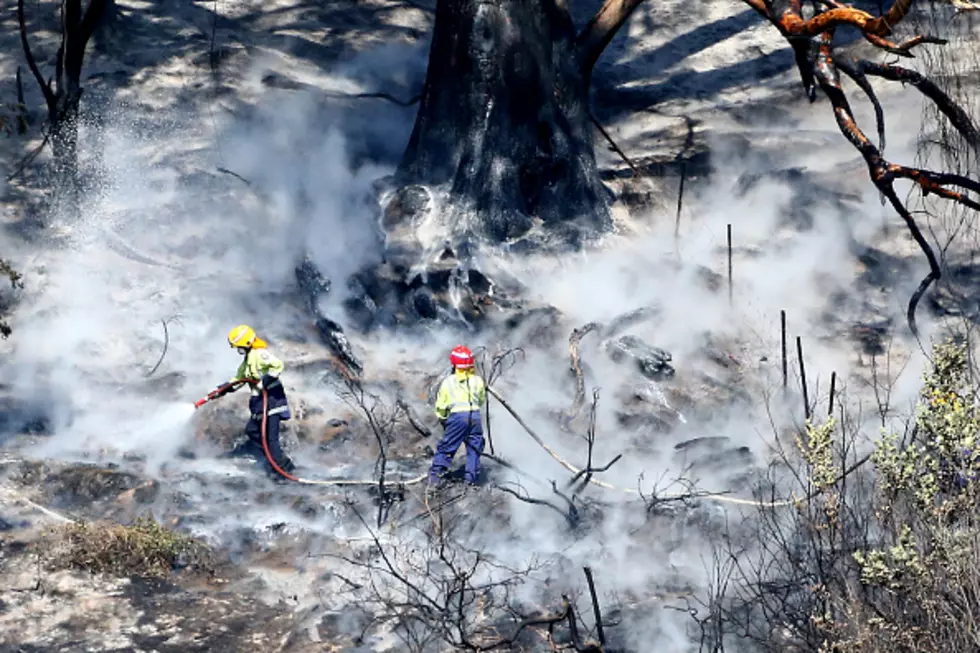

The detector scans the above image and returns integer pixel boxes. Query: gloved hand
[213,381,241,398]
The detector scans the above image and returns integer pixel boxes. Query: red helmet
[450,345,474,369]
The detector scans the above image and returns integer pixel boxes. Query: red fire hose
[258,387,301,482]
[194,382,426,487]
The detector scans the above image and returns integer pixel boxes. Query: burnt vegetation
[382,0,980,336]
[5,0,980,651]
[332,503,615,652]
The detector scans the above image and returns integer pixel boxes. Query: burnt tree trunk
[396,0,644,244]
[18,0,107,205]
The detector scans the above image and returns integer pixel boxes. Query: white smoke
[0,0,967,650]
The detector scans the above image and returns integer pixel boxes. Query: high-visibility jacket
[232,347,290,420]
[434,369,486,420]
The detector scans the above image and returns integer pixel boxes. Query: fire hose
[484,387,796,508]
[196,384,796,507]
[194,382,427,488]
[256,387,428,488]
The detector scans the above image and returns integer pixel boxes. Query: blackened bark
[18,0,107,199]
[396,0,611,243]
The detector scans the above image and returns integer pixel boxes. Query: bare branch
[78,0,109,45]
[590,113,641,177]
[566,389,624,494]
[17,0,56,113]
[145,318,170,378]
[582,567,606,646]
[767,0,913,39]
[496,482,579,528]
[835,56,886,151]
[322,90,422,106]
[577,0,648,74]
[858,60,980,149]
[216,166,252,186]
[396,397,433,438]
[6,129,51,182]
[561,322,598,428]
[805,29,974,337]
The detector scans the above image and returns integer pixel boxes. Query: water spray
[193,382,426,488]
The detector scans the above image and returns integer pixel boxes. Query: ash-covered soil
[0,0,977,651]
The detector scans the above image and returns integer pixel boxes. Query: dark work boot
[426,475,446,494]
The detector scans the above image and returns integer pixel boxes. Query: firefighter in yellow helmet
[209,324,295,474]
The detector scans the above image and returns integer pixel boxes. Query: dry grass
[47,515,213,579]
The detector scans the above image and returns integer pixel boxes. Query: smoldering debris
[604,335,675,380]
[295,255,363,375]
[1,2,969,648]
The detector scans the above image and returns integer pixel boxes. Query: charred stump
[395,0,613,243]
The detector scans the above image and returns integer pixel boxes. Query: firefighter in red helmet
[428,345,487,486]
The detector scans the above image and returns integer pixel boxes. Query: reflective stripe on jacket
[434,370,486,420]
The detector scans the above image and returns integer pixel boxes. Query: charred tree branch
[590,113,641,177]
[765,0,913,39]
[562,322,599,428]
[578,0,648,73]
[17,0,56,114]
[835,56,886,151]
[857,60,980,149]
[78,0,109,44]
[496,483,579,528]
[397,398,433,438]
[6,129,51,182]
[582,566,606,645]
[145,317,173,377]
[322,90,422,106]
[801,26,978,337]
[216,166,252,186]
[566,389,624,494]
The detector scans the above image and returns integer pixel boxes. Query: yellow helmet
[228,324,256,349]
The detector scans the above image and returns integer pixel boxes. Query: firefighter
[218,324,296,474]
[428,345,486,487]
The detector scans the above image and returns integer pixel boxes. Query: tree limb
[835,56,886,151]
[216,166,252,186]
[146,319,170,378]
[590,113,641,176]
[582,567,606,645]
[6,129,51,182]
[17,0,56,114]
[495,483,579,528]
[78,0,109,44]
[810,30,946,338]
[769,0,912,38]
[762,0,939,57]
[322,90,422,106]
[577,0,647,74]
[857,60,980,149]
[561,322,598,428]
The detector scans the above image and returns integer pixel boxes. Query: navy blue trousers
[245,414,288,468]
[429,411,484,484]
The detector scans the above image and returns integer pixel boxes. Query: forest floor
[0,0,976,651]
